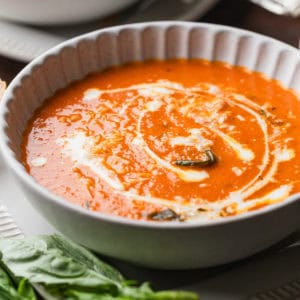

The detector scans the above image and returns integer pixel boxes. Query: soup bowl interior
[1,22,300,269]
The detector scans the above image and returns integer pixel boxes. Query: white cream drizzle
[83,88,101,102]
[56,80,296,221]
[273,147,295,162]
[31,157,47,167]
[169,128,213,151]
[135,117,210,183]
[60,132,124,191]
[232,166,243,176]
[212,128,255,162]
[145,99,163,111]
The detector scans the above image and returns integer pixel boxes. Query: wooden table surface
[0,0,300,292]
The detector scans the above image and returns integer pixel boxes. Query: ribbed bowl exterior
[1,22,300,269]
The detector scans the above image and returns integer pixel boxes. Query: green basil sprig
[0,235,198,300]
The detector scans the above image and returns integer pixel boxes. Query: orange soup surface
[22,60,300,222]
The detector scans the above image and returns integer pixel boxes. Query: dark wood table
[1,0,300,293]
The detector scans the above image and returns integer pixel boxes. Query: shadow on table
[99,231,300,290]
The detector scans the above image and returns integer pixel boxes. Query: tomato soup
[22,60,300,222]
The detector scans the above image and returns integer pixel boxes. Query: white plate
[0,0,219,62]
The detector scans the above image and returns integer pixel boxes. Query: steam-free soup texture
[22,60,300,222]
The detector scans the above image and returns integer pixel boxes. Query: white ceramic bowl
[1,21,300,269]
[0,0,137,26]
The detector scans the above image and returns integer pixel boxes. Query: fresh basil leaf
[51,288,199,300]
[0,286,20,300]
[17,278,36,300]
[49,234,124,283]
[0,263,14,288]
[120,282,198,300]
[0,235,199,300]
[0,236,119,292]
[0,264,36,300]
[61,289,122,300]
[141,291,199,300]
[0,265,20,300]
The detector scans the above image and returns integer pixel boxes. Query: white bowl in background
[0,0,137,26]
[1,21,300,269]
